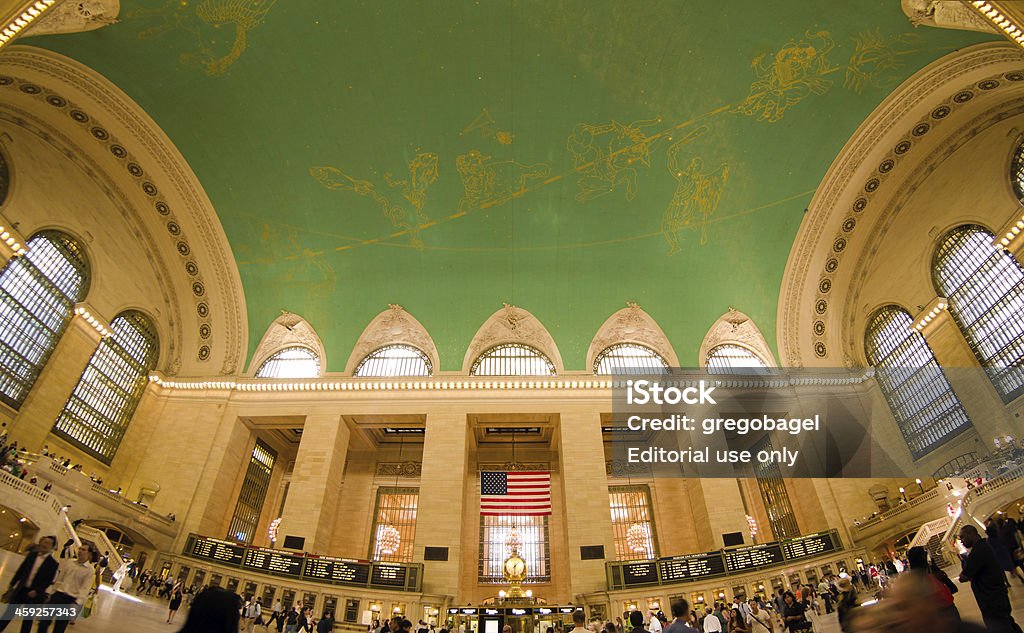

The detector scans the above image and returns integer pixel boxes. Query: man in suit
[0,535,59,633]
[958,524,1023,633]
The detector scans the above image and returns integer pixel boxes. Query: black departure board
[621,561,659,586]
[190,536,245,565]
[242,547,303,577]
[658,551,727,582]
[301,556,371,585]
[723,543,784,572]
[781,533,836,562]
[370,563,407,588]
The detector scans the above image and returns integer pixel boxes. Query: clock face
[505,557,526,577]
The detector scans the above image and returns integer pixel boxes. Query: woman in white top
[37,542,98,633]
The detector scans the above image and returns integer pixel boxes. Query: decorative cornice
[478,462,553,472]
[606,459,652,477]
[375,461,422,478]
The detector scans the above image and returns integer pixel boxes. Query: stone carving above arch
[25,0,120,37]
[344,304,439,375]
[462,303,564,374]
[248,311,326,376]
[901,0,997,33]
[699,308,776,367]
[586,302,679,370]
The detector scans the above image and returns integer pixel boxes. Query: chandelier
[626,522,648,554]
[378,524,401,555]
[268,517,282,543]
[505,524,522,553]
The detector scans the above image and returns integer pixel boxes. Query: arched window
[355,344,432,377]
[864,306,972,459]
[1012,141,1024,201]
[255,347,320,378]
[593,343,669,375]
[933,224,1024,402]
[0,230,89,409]
[470,343,556,376]
[53,310,158,464]
[706,344,768,372]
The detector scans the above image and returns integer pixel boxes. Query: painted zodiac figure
[661,130,729,253]
[567,118,661,202]
[455,150,550,211]
[845,29,918,94]
[311,153,439,249]
[129,0,277,75]
[734,31,837,122]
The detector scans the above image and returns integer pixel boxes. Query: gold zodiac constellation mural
[566,118,662,202]
[128,0,277,75]
[311,153,440,250]
[240,224,338,298]
[455,150,550,211]
[461,109,514,145]
[845,29,920,94]
[660,127,729,253]
[734,30,837,123]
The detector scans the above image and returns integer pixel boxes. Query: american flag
[480,471,551,516]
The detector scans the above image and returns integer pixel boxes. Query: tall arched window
[355,344,432,377]
[706,344,768,372]
[593,343,668,375]
[53,310,158,464]
[1011,141,1024,201]
[864,306,972,459]
[255,347,320,378]
[0,230,89,409]
[933,224,1024,402]
[470,343,556,376]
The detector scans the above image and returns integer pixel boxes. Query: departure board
[621,561,659,586]
[781,533,837,561]
[301,556,371,586]
[190,536,245,565]
[658,551,727,582]
[242,547,303,577]
[370,563,407,588]
[723,543,784,572]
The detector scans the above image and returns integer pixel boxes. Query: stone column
[413,413,469,598]
[915,304,1015,443]
[279,414,350,552]
[687,479,750,549]
[13,307,105,454]
[557,411,615,595]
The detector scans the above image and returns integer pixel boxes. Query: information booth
[446,606,582,633]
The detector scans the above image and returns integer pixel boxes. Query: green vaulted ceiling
[31,1,995,371]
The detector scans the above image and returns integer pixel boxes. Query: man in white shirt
[36,543,98,633]
[648,612,663,633]
[702,608,721,633]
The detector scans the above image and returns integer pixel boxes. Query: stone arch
[586,302,679,371]
[462,303,564,375]
[699,308,776,367]
[249,312,327,376]
[344,304,439,375]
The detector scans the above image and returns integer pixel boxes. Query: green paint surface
[30,1,995,370]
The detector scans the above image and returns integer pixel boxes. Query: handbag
[82,593,95,618]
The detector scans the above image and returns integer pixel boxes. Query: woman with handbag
[36,542,98,633]
[780,592,810,633]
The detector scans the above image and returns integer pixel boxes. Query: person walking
[958,524,1023,633]
[168,583,184,624]
[36,542,98,633]
[0,535,59,633]
[664,600,698,633]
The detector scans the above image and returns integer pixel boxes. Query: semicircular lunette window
[705,344,768,373]
[470,343,556,376]
[355,344,432,377]
[255,346,321,379]
[1012,140,1024,202]
[593,343,669,375]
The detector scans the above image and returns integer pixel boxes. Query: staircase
[0,468,79,546]
[907,516,954,567]
[942,463,1024,551]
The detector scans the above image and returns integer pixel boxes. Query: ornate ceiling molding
[462,303,564,374]
[901,0,997,33]
[777,42,1024,368]
[343,304,439,375]
[24,0,119,37]
[0,46,248,374]
[249,311,326,376]
[586,302,679,370]
[698,308,776,367]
